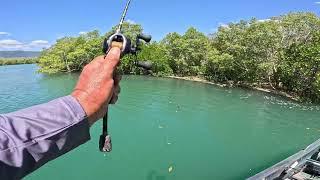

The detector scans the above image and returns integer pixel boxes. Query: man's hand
[72,48,121,125]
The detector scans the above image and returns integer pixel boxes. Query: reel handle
[136,60,153,70]
[137,34,152,43]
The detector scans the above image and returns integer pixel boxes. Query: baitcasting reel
[102,32,153,69]
[99,32,152,153]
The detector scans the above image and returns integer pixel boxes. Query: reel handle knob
[136,60,153,70]
[137,34,152,43]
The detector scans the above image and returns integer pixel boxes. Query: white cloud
[0,32,11,36]
[0,39,50,50]
[30,40,49,45]
[257,19,271,23]
[218,22,229,28]
[29,40,50,48]
[220,24,229,28]
[256,19,279,23]
[79,31,87,35]
[315,1,320,4]
[0,39,24,49]
[126,19,136,24]
[210,23,230,33]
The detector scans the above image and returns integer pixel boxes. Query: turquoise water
[0,64,320,180]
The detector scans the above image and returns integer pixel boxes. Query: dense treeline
[0,58,38,66]
[38,12,320,102]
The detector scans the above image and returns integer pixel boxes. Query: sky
[0,0,319,51]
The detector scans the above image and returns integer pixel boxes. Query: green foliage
[212,12,320,90]
[279,32,320,102]
[162,27,209,76]
[137,42,172,75]
[38,30,103,74]
[0,58,38,66]
[37,12,320,102]
[204,48,234,81]
[212,18,283,83]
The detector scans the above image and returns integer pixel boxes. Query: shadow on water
[146,170,167,180]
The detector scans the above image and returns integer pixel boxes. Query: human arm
[0,48,121,180]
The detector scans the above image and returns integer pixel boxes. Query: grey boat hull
[248,139,320,180]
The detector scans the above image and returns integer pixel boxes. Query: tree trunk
[63,52,71,73]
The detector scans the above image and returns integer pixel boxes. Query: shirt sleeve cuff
[63,95,88,122]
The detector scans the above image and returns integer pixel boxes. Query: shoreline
[0,62,36,66]
[0,58,38,66]
[0,63,301,102]
[166,76,300,102]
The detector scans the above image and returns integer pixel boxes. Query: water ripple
[2,65,320,180]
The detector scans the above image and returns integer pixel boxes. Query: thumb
[104,47,121,74]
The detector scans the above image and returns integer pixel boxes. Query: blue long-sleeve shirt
[0,96,90,180]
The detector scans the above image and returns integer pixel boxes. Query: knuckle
[83,64,90,72]
[107,79,114,86]
[106,56,120,65]
[93,55,106,62]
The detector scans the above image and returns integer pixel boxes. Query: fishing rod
[99,0,152,152]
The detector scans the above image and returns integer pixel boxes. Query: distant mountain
[0,51,41,58]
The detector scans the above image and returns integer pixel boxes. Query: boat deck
[248,139,320,180]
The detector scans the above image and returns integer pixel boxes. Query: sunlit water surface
[0,64,319,180]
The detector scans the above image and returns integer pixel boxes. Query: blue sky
[0,0,319,51]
